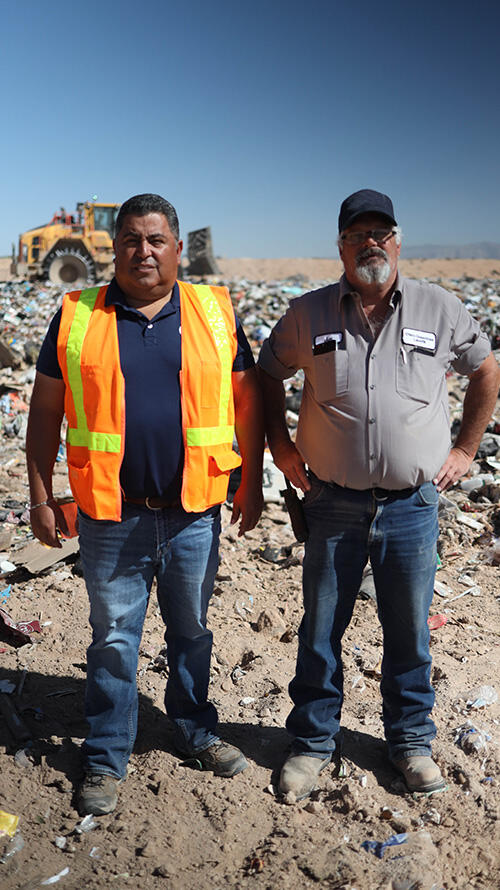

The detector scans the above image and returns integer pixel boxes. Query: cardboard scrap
[14,536,79,574]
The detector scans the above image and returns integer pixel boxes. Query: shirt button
[369,418,375,424]
[147,323,153,329]
[371,354,376,360]
[369,384,375,390]
[370,453,376,459]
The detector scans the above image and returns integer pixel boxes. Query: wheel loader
[11,201,120,286]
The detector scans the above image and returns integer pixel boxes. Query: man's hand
[230,480,264,537]
[433,447,474,492]
[29,502,66,548]
[271,439,311,493]
[434,354,500,492]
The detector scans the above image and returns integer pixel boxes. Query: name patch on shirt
[313,332,343,355]
[402,328,437,354]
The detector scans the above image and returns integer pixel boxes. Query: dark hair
[115,194,180,240]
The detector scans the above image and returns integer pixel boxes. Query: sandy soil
[0,265,499,890]
[3,255,500,286]
[215,257,500,286]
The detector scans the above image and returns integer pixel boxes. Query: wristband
[29,499,55,511]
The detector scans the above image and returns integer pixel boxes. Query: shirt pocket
[311,350,349,402]
[396,348,440,404]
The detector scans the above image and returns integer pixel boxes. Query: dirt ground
[0,261,499,890]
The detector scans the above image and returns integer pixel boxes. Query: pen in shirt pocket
[400,345,408,364]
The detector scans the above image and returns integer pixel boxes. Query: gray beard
[356,259,391,284]
[355,248,391,284]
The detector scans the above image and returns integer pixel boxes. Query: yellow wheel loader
[12,202,120,287]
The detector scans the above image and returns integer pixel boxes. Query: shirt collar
[339,272,402,308]
[105,278,180,317]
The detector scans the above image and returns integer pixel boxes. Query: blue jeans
[78,503,221,779]
[287,477,439,762]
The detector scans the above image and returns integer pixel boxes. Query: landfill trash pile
[0,271,499,890]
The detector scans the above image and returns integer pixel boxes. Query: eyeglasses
[340,228,396,245]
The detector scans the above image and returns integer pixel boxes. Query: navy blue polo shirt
[36,278,254,500]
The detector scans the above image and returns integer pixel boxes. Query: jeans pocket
[198,505,221,524]
[416,481,439,506]
[304,477,327,507]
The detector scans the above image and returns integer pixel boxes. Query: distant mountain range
[401,242,500,259]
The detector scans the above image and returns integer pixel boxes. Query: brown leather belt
[123,496,181,510]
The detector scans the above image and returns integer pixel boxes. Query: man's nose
[135,237,152,257]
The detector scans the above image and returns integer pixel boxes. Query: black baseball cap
[338,189,397,233]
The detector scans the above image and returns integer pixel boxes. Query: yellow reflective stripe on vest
[65,287,121,454]
[187,285,233,445]
[186,425,234,447]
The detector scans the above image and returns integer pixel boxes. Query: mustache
[356,247,388,263]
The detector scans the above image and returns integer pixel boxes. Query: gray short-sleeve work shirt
[258,274,491,490]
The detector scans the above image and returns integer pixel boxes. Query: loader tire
[46,249,96,287]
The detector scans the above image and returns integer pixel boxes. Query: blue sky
[2,0,499,258]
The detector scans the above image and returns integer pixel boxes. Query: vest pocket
[209,450,242,476]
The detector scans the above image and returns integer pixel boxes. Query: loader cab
[85,203,120,238]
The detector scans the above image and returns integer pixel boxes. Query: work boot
[279,753,331,800]
[194,740,248,777]
[77,773,122,816]
[392,756,446,793]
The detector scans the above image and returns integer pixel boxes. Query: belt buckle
[145,496,162,511]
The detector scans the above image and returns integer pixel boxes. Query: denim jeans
[78,502,221,778]
[287,476,439,761]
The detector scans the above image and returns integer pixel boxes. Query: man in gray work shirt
[258,189,500,800]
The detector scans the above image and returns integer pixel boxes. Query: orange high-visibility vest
[57,281,242,520]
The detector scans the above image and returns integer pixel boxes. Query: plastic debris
[0,809,19,837]
[0,606,41,647]
[40,866,70,884]
[361,832,408,858]
[0,830,24,863]
[465,684,498,709]
[427,613,448,630]
[74,814,98,834]
[454,720,491,754]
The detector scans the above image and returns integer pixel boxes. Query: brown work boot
[77,773,122,815]
[392,755,446,793]
[194,740,248,777]
[279,753,331,801]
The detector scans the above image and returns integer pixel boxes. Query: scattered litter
[14,745,36,768]
[434,579,453,597]
[455,511,484,531]
[361,832,408,858]
[40,866,70,884]
[54,836,67,849]
[0,606,41,647]
[422,807,441,825]
[380,806,403,820]
[74,814,98,834]
[443,585,481,603]
[454,720,491,754]
[0,830,24,863]
[0,809,19,837]
[465,684,498,709]
[427,613,448,630]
